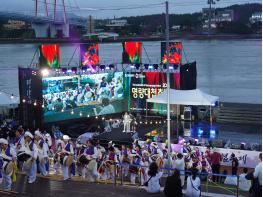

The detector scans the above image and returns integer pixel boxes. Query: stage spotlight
[135,63,141,70]
[61,109,64,112]
[153,64,159,70]
[109,64,115,69]
[95,116,98,119]
[149,65,153,69]
[41,68,49,77]
[62,68,67,74]
[210,129,216,139]
[10,94,14,99]
[198,128,204,135]
[173,64,179,70]
[105,66,110,70]
[33,101,37,106]
[71,67,77,74]
[42,104,44,108]
[130,65,135,69]
[87,115,90,118]
[169,66,173,70]
[22,99,26,103]
[80,112,83,116]
[67,69,72,73]
[81,66,88,72]
[144,64,149,69]
[71,110,74,115]
[100,65,106,70]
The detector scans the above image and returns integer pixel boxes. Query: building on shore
[202,8,216,30]
[215,10,234,23]
[202,8,234,30]
[106,19,128,27]
[3,20,26,30]
[250,12,262,23]
[87,15,95,34]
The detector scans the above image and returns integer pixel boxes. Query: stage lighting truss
[128,63,179,72]
[40,64,117,77]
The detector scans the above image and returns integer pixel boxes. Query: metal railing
[101,162,245,197]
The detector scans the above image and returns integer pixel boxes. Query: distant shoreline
[0,34,261,44]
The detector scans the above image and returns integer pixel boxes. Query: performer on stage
[105,146,117,180]
[0,138,16,191]
[24,131,38,184]
[61,135,74,181]
[14,128,25,170]
[120,145,130,177]
[34,130,48,176]
[53,139,65,175]
[83,139,99,182]
[123,112,132,133]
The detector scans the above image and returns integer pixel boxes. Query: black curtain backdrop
[18,68,43,129]
[180,61,197,90]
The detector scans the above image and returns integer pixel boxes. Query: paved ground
[0,173,249,197]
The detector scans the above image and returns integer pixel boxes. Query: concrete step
[217,118,261,125]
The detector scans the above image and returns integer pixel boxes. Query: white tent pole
[146,102,148,118]
[210,105,212,128]
[165,1,171,156]
[176,104,179,138]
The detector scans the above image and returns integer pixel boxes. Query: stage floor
[96,120,262,146]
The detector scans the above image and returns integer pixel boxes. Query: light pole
[165,1,171,156]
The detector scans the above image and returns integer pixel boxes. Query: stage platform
[96,123,161,144]
[95,119,261,149]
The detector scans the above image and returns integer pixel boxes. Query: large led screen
[42,72,124,123]
[80,43,99,69]
[161,42,182,66]
[124,72,180,113]
[122,41,142,64]
[38,44,60,68]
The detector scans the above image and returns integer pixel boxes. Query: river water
[0,39,261,104]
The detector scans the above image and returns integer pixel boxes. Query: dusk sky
[0,0,261,18]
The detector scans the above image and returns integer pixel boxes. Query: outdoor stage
[95,118,262,148]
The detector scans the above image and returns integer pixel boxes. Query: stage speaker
[180,61,197,90]
[183,121,191,137]
[183,106,192,121]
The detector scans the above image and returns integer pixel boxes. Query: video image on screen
[38,44,60,68]
[122,41,142,64]
[42,72,124,123]
[161,42,182,65]
[80,43,99,69]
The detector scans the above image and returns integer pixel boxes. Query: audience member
[145,162,163,194]
[164,169,182,197]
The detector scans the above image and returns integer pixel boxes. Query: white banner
[191,146,261,169]
[138,140,261,168]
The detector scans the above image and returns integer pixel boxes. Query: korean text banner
[38,44,60,69]
[161,42,182,66]
[80,43,99,69]
[122,42,142,64]
[124,72,180,113]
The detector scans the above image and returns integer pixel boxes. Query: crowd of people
[0,125,261,196]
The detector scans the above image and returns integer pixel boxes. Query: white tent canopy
[0,91,20,107]
[147,89,219,106]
